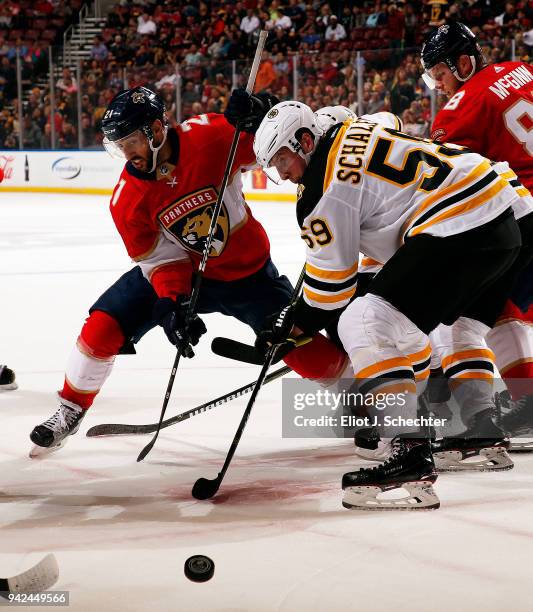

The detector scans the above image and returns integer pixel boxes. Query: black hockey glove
[255,304,298,360]
[224,88,280,134]
[153,296,207,358]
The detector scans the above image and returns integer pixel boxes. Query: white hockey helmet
[253,100,323,169]
[314,105,356,132]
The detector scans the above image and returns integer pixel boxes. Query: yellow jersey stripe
[356,356,412,379]
[403,160,491,236]
[360,256,382,267]
[409,177,507,237]
[304,286,356,304]
[305,260,359,280]
[441,348,495,370]
[407,344,432,364]
[323,124,348,193]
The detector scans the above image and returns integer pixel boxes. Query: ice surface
[1,193,533,612]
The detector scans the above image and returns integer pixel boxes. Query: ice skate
[0,365,17,390]
[495,392,533,452]
[29,398,86,458]
[431,409,513,471]
[353,427,392,461]
[342,437,439,511]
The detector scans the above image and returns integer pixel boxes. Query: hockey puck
[184,555,214,583]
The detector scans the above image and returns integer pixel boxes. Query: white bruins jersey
[297,116,519,312]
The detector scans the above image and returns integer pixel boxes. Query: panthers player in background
[421,23,533,422]
[29,86,349,457]
[249,99,528,510]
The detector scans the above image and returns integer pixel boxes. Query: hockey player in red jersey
[29,86,348,457]
[421,22,533,437]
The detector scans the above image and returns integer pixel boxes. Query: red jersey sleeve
[110,171,160,261]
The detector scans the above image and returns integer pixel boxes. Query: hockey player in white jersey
[251,101,526,510]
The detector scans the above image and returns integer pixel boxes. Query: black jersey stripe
[408,169,499,232]
[304,272,358,293]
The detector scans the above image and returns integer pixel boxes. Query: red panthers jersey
[431,62,533,191]
[110,114,270,299]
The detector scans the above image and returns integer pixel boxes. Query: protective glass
[421,63,446,90]
[103,129,147,159]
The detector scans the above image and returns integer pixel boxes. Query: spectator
[60,118,77,148]
[57,68,78,94]
[366,3,387,28]
[275,8,293,31]
[240,9,260,36]
[255,51,277,91]
[325,15,347,41]
[285,0,306,31]
[184,44,203,67]
[109,34,129,63]
[137,12,157,36]
[182,80,200,105]
[22,114,42,149]
[90,36,108,62]
[0,57,16,100]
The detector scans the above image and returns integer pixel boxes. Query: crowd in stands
[0,0,532,149]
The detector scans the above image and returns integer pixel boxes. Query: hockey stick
[86,365,290,437]
[137,30,268,463]
[192,266,306,500]
[211,335,312,365]
[0,554,59,597]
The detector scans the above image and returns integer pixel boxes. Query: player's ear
[301,131,315,154]
[457,54,474,78]
[152,118,163,136]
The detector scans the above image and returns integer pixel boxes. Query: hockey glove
[255,304,299,361]
[153,296,207,358]
[224,89,280,134]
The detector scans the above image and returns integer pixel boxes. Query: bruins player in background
[249,99,529,510]
[421,23,533,433]
[29,87,350,457]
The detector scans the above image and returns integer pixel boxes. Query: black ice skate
[495,392,533,452]
[0,365,17,390]
[29,398,85,458]
[342,437,439,511]
[431,409,513,471]
[353,427,392,461]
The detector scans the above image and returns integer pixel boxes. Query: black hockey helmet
[421,22,484,88]
[101,86,166,143]
[102,86,168,172]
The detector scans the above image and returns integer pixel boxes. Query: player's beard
[131,156,149,172]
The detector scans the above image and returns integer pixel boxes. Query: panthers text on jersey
[431,61,533,191]
[109,113,270,299]
[296,116,519,314]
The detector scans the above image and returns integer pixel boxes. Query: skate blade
[433,447,514,472]
[29,438,69,459]
[0,382,18,391]
[342,481,440,511]
[508,438,533,452]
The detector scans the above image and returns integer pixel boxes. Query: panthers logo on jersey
[158,187,229,257]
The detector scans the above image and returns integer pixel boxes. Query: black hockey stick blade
[211,336,312,365]
[211,337,265,365]
[86,365,290,437]
[191,475,221,500]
